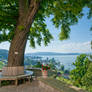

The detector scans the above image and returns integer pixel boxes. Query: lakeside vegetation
[27,54,92,92]
[23,53,92,92]
[56,54,92,92]
[0,49,92,91]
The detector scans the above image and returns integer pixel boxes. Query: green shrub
[81,63,92,87]
[1,81,11,86]
[0,61,4,69]
[33,62,42,68]
[88,86,92,92]
[70,54,91,86]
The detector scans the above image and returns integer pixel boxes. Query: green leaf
[0,0,92,46]
[18,25,25,31]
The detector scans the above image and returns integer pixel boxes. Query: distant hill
[0,49,89,60]
[26,52,80,56]
[0,49,8,60]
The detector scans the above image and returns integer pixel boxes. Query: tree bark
[8,0,40,67]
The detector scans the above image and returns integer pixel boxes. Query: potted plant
[41,64,50,78]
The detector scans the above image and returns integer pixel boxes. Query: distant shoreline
[26,52,81,56]
[0,49,91,57]
[30,54,79,56]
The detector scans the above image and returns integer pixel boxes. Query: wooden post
[23,78,26,83]
[15,79,18,86]
[28,76,31,83]
[0,81,1,87]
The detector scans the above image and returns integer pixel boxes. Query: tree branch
[19,0,29,19]
[23,0,40,28]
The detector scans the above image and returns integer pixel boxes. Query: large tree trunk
[8,28,28,66]
[7,0,40,67]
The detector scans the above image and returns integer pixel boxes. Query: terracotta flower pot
[42,70,48,78]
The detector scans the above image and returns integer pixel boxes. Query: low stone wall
[38,78,87,92]
[27,68,42,77]
[39,80,61,92]
[26,68,57,77]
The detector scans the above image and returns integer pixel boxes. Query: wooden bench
[0,71,33,86]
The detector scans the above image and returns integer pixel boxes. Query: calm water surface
[38,55,78,70]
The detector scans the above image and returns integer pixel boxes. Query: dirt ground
[0,80,45,92]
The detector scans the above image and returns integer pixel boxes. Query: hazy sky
[0,8,92,53]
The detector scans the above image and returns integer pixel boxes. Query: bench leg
[23,78,26,83]
[15,79,18,86]
[28,76,31,83]
[0,81,1,87]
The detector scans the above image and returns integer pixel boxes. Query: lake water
[38,55,78,70]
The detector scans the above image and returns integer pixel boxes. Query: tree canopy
[70,54,91,86]
[0,0,92,47]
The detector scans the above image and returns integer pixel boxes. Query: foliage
[0,0,92,47]
[64,69,70,75]
[88,87,92,92]
[33,61,42,68]
[60,64,64,71]
[0,0,18,42]
[42,64,50,70]
[57,77,73,85]
[70,54,91,86]
[81,63,92,87]
[47,58,59,70]
[1,81,11,86]
[0,61,5,69]
[60,64,70,75]
[48,62,56,70]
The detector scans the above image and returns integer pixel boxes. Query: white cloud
[0,42,10,50]
[54,41,92,53]
[0,41,91,53]
[25,41,92,53]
